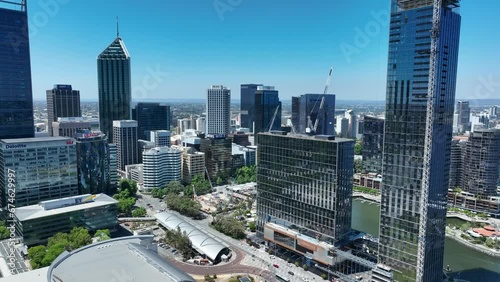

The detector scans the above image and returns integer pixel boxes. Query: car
[270,255,275,259]
[171,248,177,253]
[172,250,178,255]
[273,264,279,268]
[288,271,294,276]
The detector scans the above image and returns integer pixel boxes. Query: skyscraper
[378,1,461,281]
[0,1,34,139]
[46,85,81,136]
[254,86,281,134]
[112,120,138,171]
[362,115,385,174]
[462,129,500,197]
[74,130,113,195]
[142,147,181,191]
[256,132,354,243]
[206,85,230,135]
[240,84,262,129]
[97,30,131,141]
[132,102,170,140]
[200,135,232,179]
[291,94,335,135]
[456,100,470,133]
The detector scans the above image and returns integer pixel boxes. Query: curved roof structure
[47,235,195,282]
[155,212,230,262]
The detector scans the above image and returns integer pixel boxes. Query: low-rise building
[14,194,118,246]
[181,147,205,184]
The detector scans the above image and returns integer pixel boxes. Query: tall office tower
[142,147,181,191]
[206,85,231,135]
[256,132,354,243]
[378,1,461,281]
[112,120,138,171]
[196,117,206,133]
[489,105,498,117]
[181,148,205,184]
[240,84,263,129]
[456,100,470,132]
[0,1,34,139]
[177,118,193,134]
[97,30,131,141]
[52,117,91,138]
[345,109,358,139]
[336,116,349,138]
[254,86,281,134]
[291,94,335,135]
[46,85,81,136]
[150,130,171,147]
[362,116,385,174]
[462,129,500,197]
[0,137,78,208]
[108,143,118,189]
[448,137,466,190]
[200,135,232,179]
[74,131,113,195]
[132,102,170,140]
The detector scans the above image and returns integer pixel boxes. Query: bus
[275,274,290,282]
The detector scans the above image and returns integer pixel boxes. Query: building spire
[116,16,120,38]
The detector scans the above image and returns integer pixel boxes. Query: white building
[113,120,138,171]
[0,137,78,208]
[206,85,230,135]
[336,116,349,138]
[196,117,206,133]
[143,147,181,191]
[150,130,171,147]
[345,109,357,139]
[177,118,193,135]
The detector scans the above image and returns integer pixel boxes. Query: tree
[132,207,147,217]
[68,227,92,250]
[165,193,201,218]
[212,215,246,239]
[248,221,256,232]
[453,187,462,194]
[94,229,111,242]
[0,225,9,240]
[321,274,327,280]
[234,165,256,184]
[216,176,223,186]
[117,197,136,215]
[165,181,185,195]
[27,245,47,269]
[165,227,195,259]
[354,141,363,155]
[354,159,363,173]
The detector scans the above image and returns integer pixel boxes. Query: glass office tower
[240,84,262,130]
[378,1,461,281]
[291,94,336,135]
[97,34,131,141]
[0,1,34,139]
[132,102,170,140]
[254,86,281,134]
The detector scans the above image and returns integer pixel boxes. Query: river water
[351,199,500,282]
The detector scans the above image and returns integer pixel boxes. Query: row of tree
[165,193,201,218]
[113,179,138,215]
[212,215,246,239]
[234,165,256,184]
[164,227,194,259]
[151,177,213,200]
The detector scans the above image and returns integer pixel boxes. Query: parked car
[288,271,294,276]
[273,263,279,268]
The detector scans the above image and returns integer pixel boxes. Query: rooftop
[0,136,71,144]
[259,131,352,143]
[98,37,130,59]
[15,194,118,221]
[48,236,195,282]
[0,267,48,282]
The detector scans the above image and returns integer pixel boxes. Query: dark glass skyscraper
[0,1,34,139]
[132,102,171,140]
[256,132,354,243]
[240,84,262,130]
[362,115,384,174]
[378,1,461,281]
[46,84,81,136]
[291,94,335,135]
[254,86,281,134]
[97,33,131,141]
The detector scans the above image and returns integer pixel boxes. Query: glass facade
[132,103,171,140]
[0,137,78,208]
[0,4,34,139]
[75,132,113,195]
[256,132,354,243]
[240,84,262,129]
[378,1,461,281]
[254,87,282,134]
[362,115,385,174]
[46,85,81,136]
[97,37,131,141]
[291,94,336,135]
[200,136,232,179]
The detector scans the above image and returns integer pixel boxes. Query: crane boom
[307,66,333,134]
[268,105,280,132]
[417,0,442,280]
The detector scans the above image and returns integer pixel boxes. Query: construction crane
[417,0,442,280]
[267,105,280,132]
[306,67,333,134]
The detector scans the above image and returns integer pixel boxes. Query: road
[138,192,323,282]
[0,239,29,275]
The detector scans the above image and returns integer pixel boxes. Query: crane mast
[417,0,442,280]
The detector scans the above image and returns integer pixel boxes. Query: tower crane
[267,105,280,132]
[417,0,443,280]
[306,67,333,134]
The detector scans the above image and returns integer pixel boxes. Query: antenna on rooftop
[116,16,120,38]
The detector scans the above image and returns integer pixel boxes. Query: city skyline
[14,0,500,102]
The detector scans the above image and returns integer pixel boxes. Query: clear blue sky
[26,0,499,101]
